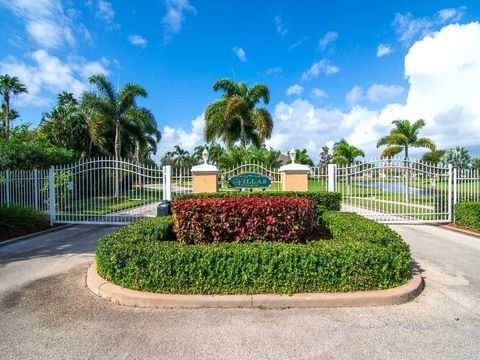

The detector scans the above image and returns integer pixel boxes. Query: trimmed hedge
[0,205,50,241]
[96,211,412,294]
[173,191,341,223]
[455,202,480,232]
[173,196,315,244]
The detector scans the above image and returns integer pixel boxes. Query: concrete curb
[440,224,480,238]
[86,262,424,309]
[0,224,73,248]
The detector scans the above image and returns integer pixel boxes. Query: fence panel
[309,166,328,192]
[171,166,193,197]
[456,168,480,203]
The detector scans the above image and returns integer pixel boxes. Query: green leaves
[455,202,480,232]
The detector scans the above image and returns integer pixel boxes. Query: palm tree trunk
[4,94,10,138]
[114,122,121,199]
[240,118,246,148]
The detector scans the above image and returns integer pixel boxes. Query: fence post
[163,165,172,201]
[447,164,453,223]
[33,168,39,210]
[5,170,11,207]
[327,164,337,192]
[49,166,56,226]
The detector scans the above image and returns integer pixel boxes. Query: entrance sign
[228,173,272,189]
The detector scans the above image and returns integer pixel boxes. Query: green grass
[0,205,50,241]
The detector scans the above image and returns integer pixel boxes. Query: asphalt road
[1,224,479,359]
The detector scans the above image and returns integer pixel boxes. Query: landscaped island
[96,191,412,295]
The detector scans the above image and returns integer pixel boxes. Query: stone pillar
[279,163,310,192]
[191,164,219,194]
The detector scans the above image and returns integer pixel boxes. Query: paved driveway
[0,224,479,359]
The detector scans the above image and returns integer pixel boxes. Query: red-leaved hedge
[172,196,316,244]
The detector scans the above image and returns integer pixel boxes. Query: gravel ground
[0,224,479,359]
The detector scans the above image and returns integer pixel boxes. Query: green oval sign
[228,173,272,189]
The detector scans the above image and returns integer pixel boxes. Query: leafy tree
[377,119,435,159]
[193,143,225,164]
[442,147,474,169]
[475,159,480,169]
[39,92,95,157]
[318,145,332,167]
[170,145,193,167]
[421,149,446,164]
[81,74,160,162]
[217,145,281,169]
[332,139,365,165]
[0,125,77,170]
[204,78,273,148]
[0,74,28,138]
[287,148,314,166]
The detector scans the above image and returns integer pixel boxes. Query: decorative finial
[288,147,296,164]
[202,148,209,164]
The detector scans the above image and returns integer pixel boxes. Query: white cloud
[0,50,109,107]
[264,67,283,76]
[318,31,338,51]
[345,86,363,105]
[377,44,393,57]
[96,0,114,23]
[274,16,288,38]
[366,84,404,103]
[311,88,327,99]
[301,59,339,81]
[232,47,247,62]
[128,34,147,47]
[151,22,480,161]
[0,0,75,49]
[392,7,466,45]
[162,0,196,42]
[286,84,304,96]
[288,37,307,51]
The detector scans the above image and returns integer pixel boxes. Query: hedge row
[173,196,316,244]
[96,211,412,294]
[0,205,50,241]
[173,191,341,223]
[455,202,480,232]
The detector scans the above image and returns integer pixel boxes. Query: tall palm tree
[193,143,225,164]
[204,78,273,148]
[377,119,435,159]
[0,74,28,138]
[332,139,365,165]
[171,145,191,167]
[82,74,159,162]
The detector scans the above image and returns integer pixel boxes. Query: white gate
[331,159,452,224]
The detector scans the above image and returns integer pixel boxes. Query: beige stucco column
[191,163,219,194]
[279,163,310,192]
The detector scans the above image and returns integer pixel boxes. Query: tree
[332,139,365,165]
[442,147,474,169]
[377,119,435,159]
[170,145,192,167]
[475,159,480,170]
[318,145,332,167]
[39,92,94,157]
[287,148,314,166]
[204,78,273,148]
[421,149,446,164]
[81,74,160,162]
[0,74,28,138]
[193,143,225,164]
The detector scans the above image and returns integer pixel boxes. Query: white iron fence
[1,158,479,225]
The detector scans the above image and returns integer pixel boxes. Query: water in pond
[354,181,426,195]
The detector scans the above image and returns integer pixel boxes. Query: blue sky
[1,1,480,160]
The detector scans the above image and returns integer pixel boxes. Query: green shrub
[173,191,341,223]
[0,205,50,240]
[455,202,480,232]
[96,212,412,294]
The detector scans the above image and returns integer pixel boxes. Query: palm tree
[0,74,28,138]
[193,143,225,164]
[287,148,314,166]
[171,145,191,167]
[82,74,159,162]
[332,139,365,165]
[204,78,273,148]
[377,119,435,160]
[332,139,365,195]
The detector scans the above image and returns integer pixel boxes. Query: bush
[173,191,341,223]
[455,202,480,232]
[96,212,412,294]
[172,196,316,244]
[0,205,50,240]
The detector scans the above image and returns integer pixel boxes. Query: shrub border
[87,262,424,308]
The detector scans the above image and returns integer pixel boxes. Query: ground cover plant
[96,199,412,294]
[0,205,49,241]
[454,202,480,232]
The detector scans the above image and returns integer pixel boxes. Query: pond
[354,181,427,195]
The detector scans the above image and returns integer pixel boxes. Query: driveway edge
[87,262,424,308]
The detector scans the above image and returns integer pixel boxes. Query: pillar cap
[191,163,219,174]
[279,163,310,174]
